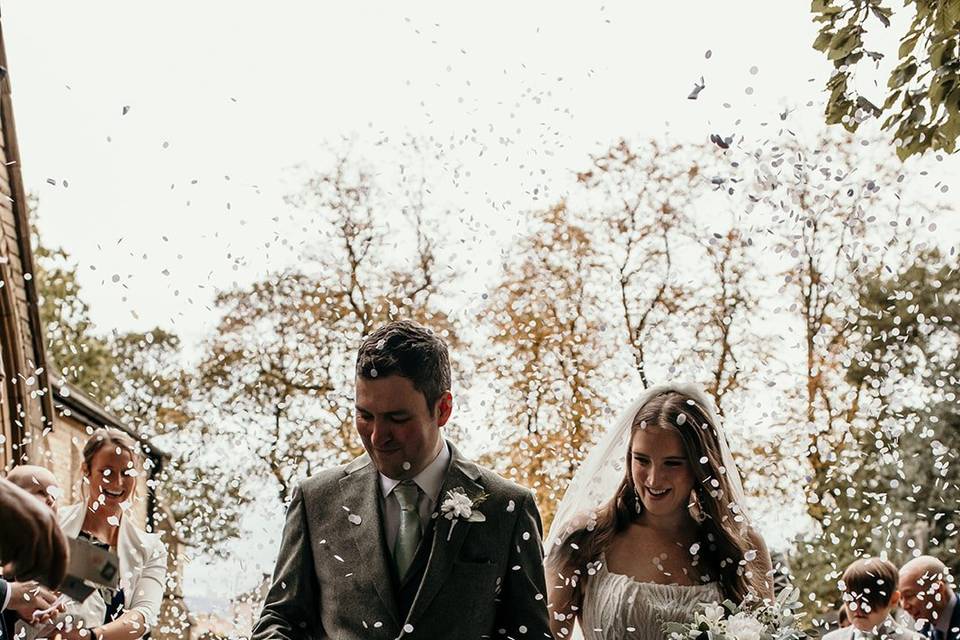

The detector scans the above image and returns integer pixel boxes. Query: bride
[545,383,774,639]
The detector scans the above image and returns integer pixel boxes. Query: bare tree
[690,226,766,412]
[577,139,708,388]
[198,155,461,504]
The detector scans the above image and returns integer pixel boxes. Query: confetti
[687,76,706,100]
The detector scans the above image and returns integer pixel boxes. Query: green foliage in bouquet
[664,588,811,640]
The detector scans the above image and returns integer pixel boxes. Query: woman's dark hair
[841,557,899,611]
[547,391,767,604]
[356,320,451,413]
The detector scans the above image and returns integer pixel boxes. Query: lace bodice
[579,555,723,640]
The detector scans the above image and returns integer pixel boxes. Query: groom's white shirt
[378,440,451,553]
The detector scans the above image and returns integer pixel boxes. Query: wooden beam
[0,17,57,444]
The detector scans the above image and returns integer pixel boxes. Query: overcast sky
[0,2,849,341]
[4,1,959,603]
[6,1,956,342]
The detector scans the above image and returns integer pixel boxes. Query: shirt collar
[379,440,451,503]
[851,616,893,638]
[852,618,897,640]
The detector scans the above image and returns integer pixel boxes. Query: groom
[252,320,552,640]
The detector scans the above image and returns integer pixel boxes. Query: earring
[688,489,707,523]
[634,489,643,515]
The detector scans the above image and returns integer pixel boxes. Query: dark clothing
[394,519,437,621]
[252,442,552,640]
[923,598,960,640]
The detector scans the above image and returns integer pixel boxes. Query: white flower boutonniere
[440,488,487,541]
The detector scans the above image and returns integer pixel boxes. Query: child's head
[5,464,61,512]
[837,605,850,628]
[840,557,901,632]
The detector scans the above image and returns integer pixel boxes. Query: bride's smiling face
[630,426,696,518]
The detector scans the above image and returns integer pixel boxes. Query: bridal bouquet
[664,588,809,640]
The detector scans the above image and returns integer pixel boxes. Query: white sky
[4,0,960,605]
[2,1,842,344]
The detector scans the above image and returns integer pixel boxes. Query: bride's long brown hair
[547,391,769,604]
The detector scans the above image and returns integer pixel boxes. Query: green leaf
[856,96,882,116]
[929,77,956,106]
[946,86,960,118]
[911,104,928,124]
[811,0,842,16]
[826,70,849,90]
[827,32,852,59]
[946,1,960,26]
[888,59,919,89]
[813,29,834,52]
[826,99,850,125]
[846,50,866,64]
[913,0,933,20]
[869,4,892,27]
[899,31,921,58]
[828,28,862,60]
[883,89,902,109]
[930,41,954,68]
[939,116,960,152]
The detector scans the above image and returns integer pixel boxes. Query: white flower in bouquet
[696,603,726,626]
[726,611,765,640]
[663,587,809,640]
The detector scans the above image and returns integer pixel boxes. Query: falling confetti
[688,76,706,100]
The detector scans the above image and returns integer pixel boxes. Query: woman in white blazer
[56,428,167,640]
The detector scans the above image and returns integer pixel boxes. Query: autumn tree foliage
[480,203,612,526]
[32,132,960,626]
[482,140,773,526]
[727,130,954,611]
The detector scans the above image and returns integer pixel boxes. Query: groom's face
[355,374,452,480]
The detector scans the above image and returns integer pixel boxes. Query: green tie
[393,481,422,578]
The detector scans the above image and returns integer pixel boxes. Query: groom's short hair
[356,320,451,413]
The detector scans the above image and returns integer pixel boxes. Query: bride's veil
[545,381,750,554]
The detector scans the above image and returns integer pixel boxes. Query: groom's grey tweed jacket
[252,441,553,640]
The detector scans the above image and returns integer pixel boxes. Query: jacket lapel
[58,503,86,538]
[338,454,401,628]
[59,502,141,593]
[949,594,960,639]
[403,443,484,631]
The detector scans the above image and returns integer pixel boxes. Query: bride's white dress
[548,384,747,640]
[579,554,722,640]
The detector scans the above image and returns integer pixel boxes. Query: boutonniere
[440,488,487,540]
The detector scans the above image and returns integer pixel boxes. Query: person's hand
[7,580,65,624]
[0,478,68,586]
